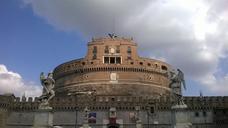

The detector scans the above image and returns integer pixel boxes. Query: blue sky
[0,0,86,81]
[0,0,88,96]
[0,0,228,97]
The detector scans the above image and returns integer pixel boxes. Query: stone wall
[3,109,220,128]
[0,95,227,128]
[0,108,7,128]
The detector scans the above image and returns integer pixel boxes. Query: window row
[104,57,121,64]
[93,46,132,54]
[195,111,207,117]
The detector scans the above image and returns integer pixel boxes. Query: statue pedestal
[80,124,91,128]
[33,108,53,128]
[136,120,143,128]
[79,118,91,128]
[171,104,192,128]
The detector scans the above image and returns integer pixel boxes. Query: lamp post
[135,106,143,128]
[68,90,96,128]
[75,96,78,128]
[145,106,150,128]
[67,93,78,128]
[200,93,207,128]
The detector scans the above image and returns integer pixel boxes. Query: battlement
[14,97,39,102]
[1,95,228,111]
[90,36,134,44]
[7,96,228,104]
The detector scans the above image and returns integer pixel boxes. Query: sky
[0,0,228,97]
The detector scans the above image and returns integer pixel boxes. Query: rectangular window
[150,107,155,113]
[195,112,199,117]
[104,57,109,64]
[127,46,132,53]
[116,57,121,64]
[203,111,207,117]
[104,46,109,54]
[116,46,120,53]
[93,46,97,53]
[103,56,122,64]
[110,57,115,64]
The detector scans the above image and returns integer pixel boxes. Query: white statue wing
[40,72,46,84]
[178,70,186,90]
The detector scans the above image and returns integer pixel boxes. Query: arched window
[161,65,167,70]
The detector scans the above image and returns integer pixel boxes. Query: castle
[0,36,227,128]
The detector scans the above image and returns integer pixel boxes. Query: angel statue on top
[38,72,55,108]
[168,68,186,105]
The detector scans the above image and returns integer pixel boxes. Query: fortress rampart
[1,94,228,111]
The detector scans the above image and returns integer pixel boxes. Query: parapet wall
[1,94,228,111]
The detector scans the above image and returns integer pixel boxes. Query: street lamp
[67,90,96,128]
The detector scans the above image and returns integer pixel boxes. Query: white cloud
[0,64,42,97]
[22,0,228,95]
[199,73,228,95]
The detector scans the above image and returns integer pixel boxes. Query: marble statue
[38,72,55,108]
[168,69,186,105]
[108,33,117,39]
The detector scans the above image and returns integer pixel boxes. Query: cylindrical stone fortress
[53,37,172,97]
